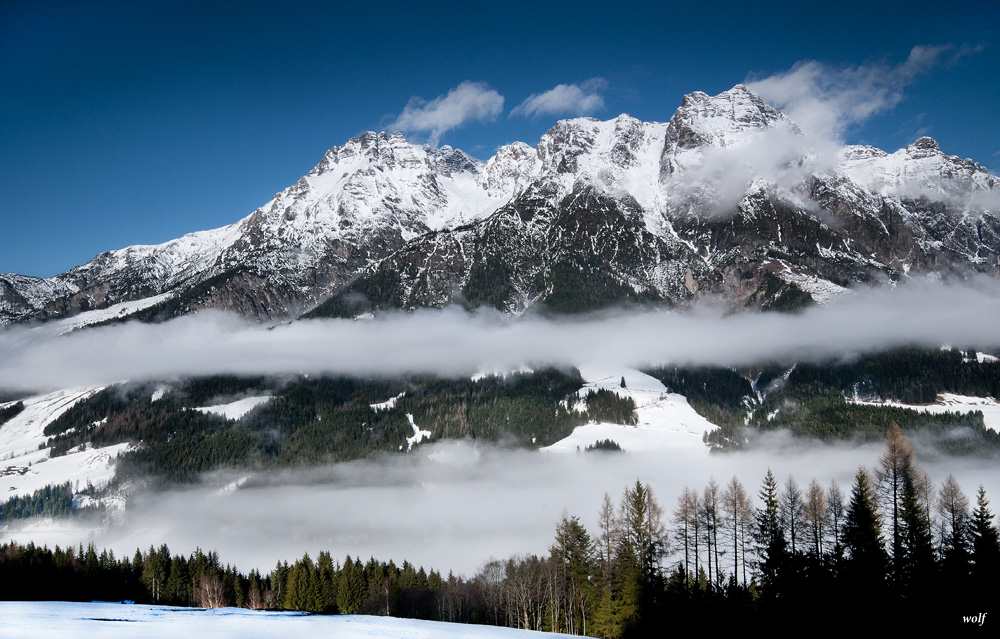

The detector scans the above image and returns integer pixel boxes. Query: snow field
[0,601,567,639]
[543,367,717,453]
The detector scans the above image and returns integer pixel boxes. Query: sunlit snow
[0,601,565,639]
[543,367,716,452]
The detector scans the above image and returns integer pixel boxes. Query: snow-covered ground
[0,387,129,498]
[0,601,566,639]
[193,396,271,420]
[543,367,716,453]
[849,393,1000,433]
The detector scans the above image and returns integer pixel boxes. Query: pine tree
[701,479,720,589]
[337,555,367,614]
[897,467,935,599]
[841,467,886,598]
[969,486,1000,598]
[754,469,788,594]
[550,512,595,635]
[617,481,666,632]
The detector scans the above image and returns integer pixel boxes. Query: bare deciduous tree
[195,574,227,609]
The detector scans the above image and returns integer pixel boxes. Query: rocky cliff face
[3,85,999,327]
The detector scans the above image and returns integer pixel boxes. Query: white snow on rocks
[767,258,851,305]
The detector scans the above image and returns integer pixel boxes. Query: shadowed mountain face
[4,86,999,326]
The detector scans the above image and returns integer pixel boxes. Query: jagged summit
[912,136,940,152]
[665,84,793,151]
[2,84,999,326]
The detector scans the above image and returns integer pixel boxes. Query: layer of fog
[7,435,1000,577]
[1,277,999,393]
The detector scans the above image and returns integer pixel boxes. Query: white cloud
[7,435,1000,578]
[2,277,1000,392]
[745,45,960,142]
[390,81,504,146]
[511,78,608,118]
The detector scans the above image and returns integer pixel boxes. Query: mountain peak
[911,136,940,152]
[666,85,790,151]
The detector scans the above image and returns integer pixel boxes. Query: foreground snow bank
[0,601,566,639]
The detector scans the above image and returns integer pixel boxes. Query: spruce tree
[896,468,935,599]
[970,486,1000,599]
[841,467,886,602]
[754,469,787,594]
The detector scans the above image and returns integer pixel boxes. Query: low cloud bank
[5,436,999,577]
[1,277,999,392]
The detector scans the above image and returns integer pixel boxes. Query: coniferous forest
[2,424,997,633]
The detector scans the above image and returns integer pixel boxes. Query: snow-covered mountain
[3,85,999,325]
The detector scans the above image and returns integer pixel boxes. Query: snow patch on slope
[544,367,717,453]
[193,396,271,421]
[371,392,405,412]
[767,259,851,304]
[53,292,175,334]
[848,393,1000,433]
[404,414,432,451]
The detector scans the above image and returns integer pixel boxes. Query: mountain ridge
[3,85,999,326]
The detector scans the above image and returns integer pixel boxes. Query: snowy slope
[0,387,129,498]
[51,293,175,334]
[0,602,567,639]
[543,367,718,453]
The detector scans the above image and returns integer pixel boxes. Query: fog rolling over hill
[2,85,999,327]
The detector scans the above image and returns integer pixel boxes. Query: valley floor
[0,601,567,639]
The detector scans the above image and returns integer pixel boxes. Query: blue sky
[2,0,998,277]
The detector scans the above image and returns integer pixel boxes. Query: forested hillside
[648,347,1000,453]
[33,369,636,483]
